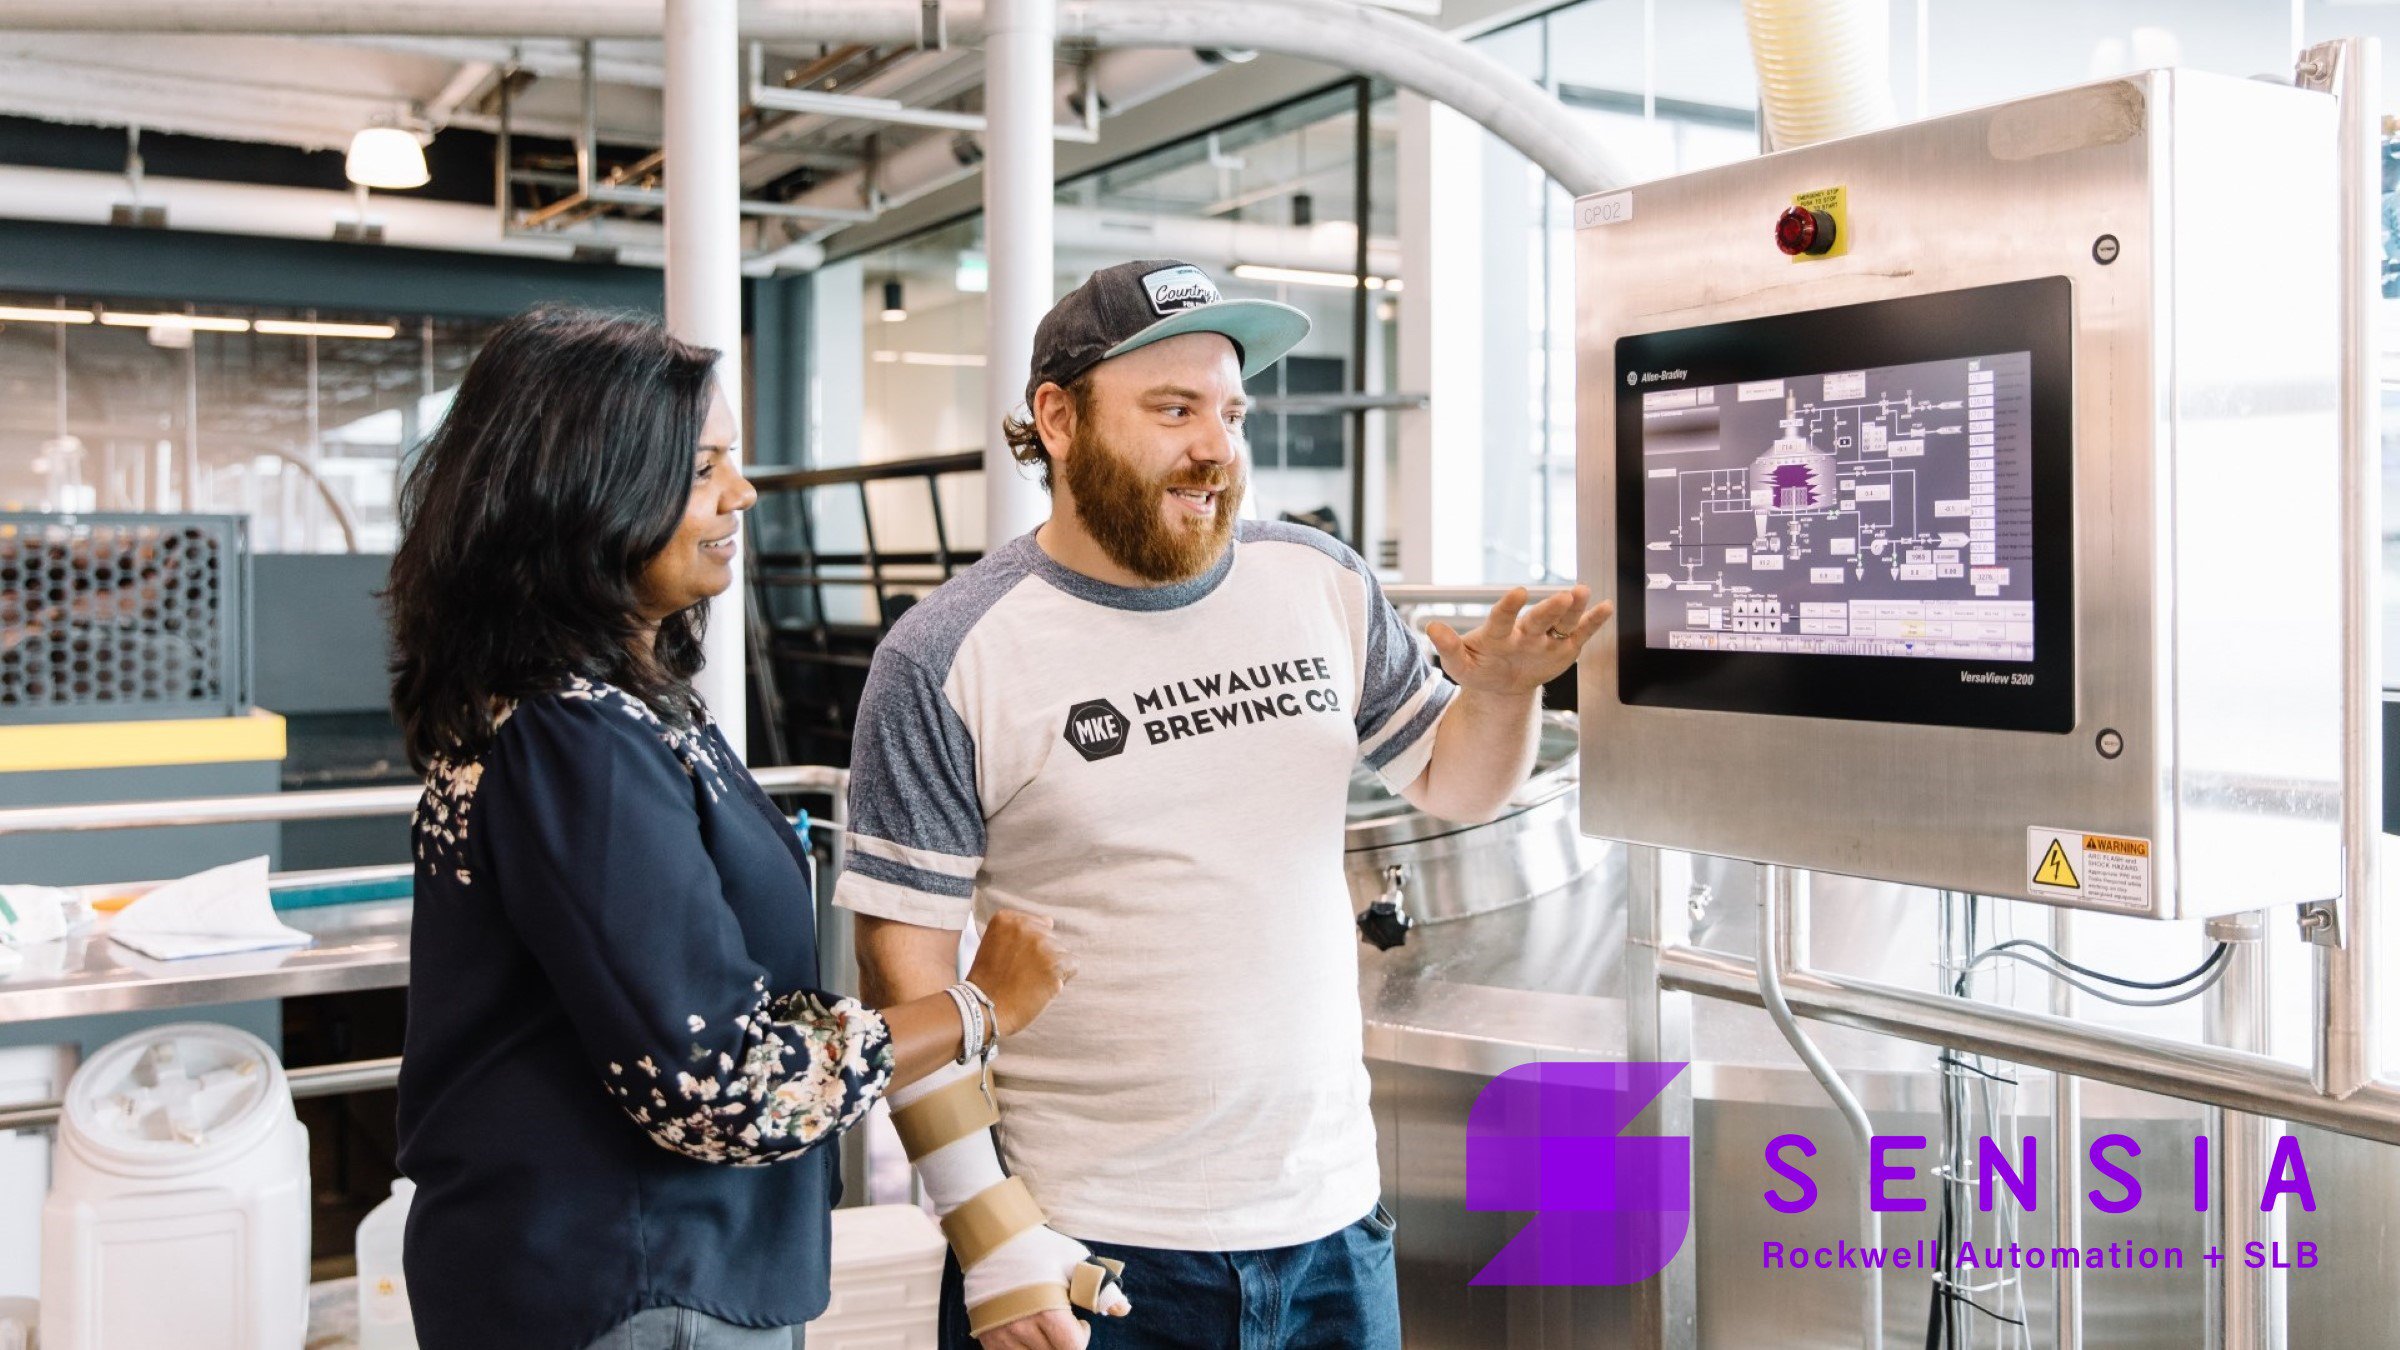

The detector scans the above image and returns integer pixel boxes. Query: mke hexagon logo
[1063,698,1131,761]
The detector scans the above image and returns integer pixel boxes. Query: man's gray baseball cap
[1023,259,1311,407]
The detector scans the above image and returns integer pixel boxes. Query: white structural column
[664,0,747,755]
[982,0,1057,545]
[1394,92,1484,583]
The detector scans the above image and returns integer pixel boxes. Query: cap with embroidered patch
[1024,259,1310,407]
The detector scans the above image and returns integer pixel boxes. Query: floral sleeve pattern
[605,981,895,1166]
[425,678,898,1169]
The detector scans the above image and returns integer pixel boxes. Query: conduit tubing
[1757,868,1880,1350]
[1742,0,1896,152]
[0,0,1628,197]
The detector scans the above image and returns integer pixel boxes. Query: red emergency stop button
[1775,205,1836,256]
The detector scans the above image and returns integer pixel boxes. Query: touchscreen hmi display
[1639,353,2033,662]
[1611,276,2074,733]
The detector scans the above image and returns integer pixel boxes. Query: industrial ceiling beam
[0,0,1626,195]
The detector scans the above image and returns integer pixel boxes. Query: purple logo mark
[1465,1061,1691,1286]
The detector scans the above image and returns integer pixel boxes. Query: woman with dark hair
[386,307,1075,1350]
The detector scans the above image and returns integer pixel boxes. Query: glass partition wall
[0,298,493,553]
[838,82,1403,560]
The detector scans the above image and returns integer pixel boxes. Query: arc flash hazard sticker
[2026,827,2151,910]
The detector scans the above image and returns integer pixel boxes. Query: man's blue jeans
[937,1204,1402,1350]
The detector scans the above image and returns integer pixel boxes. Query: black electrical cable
[1936,1054,2018,1086]
[1966,942,2233,1008]
[1977,937,2231,991]
[1932,901,2231,1342]
[1936,1287,2027,1328]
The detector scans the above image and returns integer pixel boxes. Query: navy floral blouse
[396,677,894,1350]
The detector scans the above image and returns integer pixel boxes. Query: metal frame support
[981,0,1055,546]
[1347,74,1372,554]
[1625,845,1697,1350]
[578,37,598,196]
[2298,36,2383,1102]
[664,0,748,755]
[2048,906,2084,1350]
[746,84,1100,143]
[2204,911,2287,1350]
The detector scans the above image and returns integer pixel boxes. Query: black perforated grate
[0,514,250,724]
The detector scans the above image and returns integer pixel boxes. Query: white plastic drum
[40,1023,311,1350]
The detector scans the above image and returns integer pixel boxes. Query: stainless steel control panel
[1575,71,2342,919]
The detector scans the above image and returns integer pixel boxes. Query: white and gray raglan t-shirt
[833,520,1457,1250]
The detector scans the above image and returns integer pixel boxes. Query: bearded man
[836,259,1612,1350]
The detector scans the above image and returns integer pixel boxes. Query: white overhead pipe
[1063,46,1254,121]
[0,162,831,272]
[982,0,1052,545]
[0,52,413,151]
[1053,0,1619,195]
[0,0,1627,196]
[664,0,749,752]
[0,162,672,264]
[845,209,1396,287]
[1051,209,1398,277]
[340,35,671,87]
[787,127,984,218]
[782,44,1253,219]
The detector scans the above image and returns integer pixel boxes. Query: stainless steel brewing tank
[1342,715,1597,926]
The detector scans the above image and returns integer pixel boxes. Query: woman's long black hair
[386,306,720,772]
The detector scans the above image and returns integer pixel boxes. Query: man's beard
[1063,421,1244,584]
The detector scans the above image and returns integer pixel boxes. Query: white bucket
[39,1023,310,1350]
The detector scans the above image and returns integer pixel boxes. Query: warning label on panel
[2026,827,2152,910]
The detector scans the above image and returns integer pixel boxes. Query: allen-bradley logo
[1063,698,1131,761]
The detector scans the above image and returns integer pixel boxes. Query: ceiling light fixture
[346,125,430,190]
[872,350,985,367]
[99,311,252,333]
[254,319,399,340]
[0,305,94,325]
[1230,263,1402,292]
[881,280,909,323]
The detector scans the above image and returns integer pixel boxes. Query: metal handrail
[0,765,846,837]
[0,1056,402,1134]
[0,764,854,1135]
[1658,941,2400,1145]
[745,451,983,493]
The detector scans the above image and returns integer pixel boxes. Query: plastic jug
[354,1177,417,1349]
